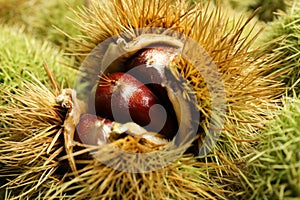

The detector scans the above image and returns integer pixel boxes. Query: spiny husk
[68,0,284,167]
[0,73,66,199]
[0,0,287,199]
[0,74,245,200]
[244,94,300,199]
[57,0,285,198]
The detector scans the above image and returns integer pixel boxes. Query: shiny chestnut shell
[92,72,177,139]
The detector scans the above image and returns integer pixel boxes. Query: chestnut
[125,46,179,88]
[91,72,177,139]
[125,46,181,139]
[75,113,113,146]
[75,113,169,147]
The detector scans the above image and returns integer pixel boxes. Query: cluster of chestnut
[75,46,182,146]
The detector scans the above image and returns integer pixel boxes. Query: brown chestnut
[126,46,179,86]
[75,113,113,146]
[125,46,180,138]
[91,72,177,139]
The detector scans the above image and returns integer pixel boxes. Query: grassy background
[0,25,76,91]
[0,0,82,46]
[0,0,82,96]
[246,94,300,199]
[258,1,300,95]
